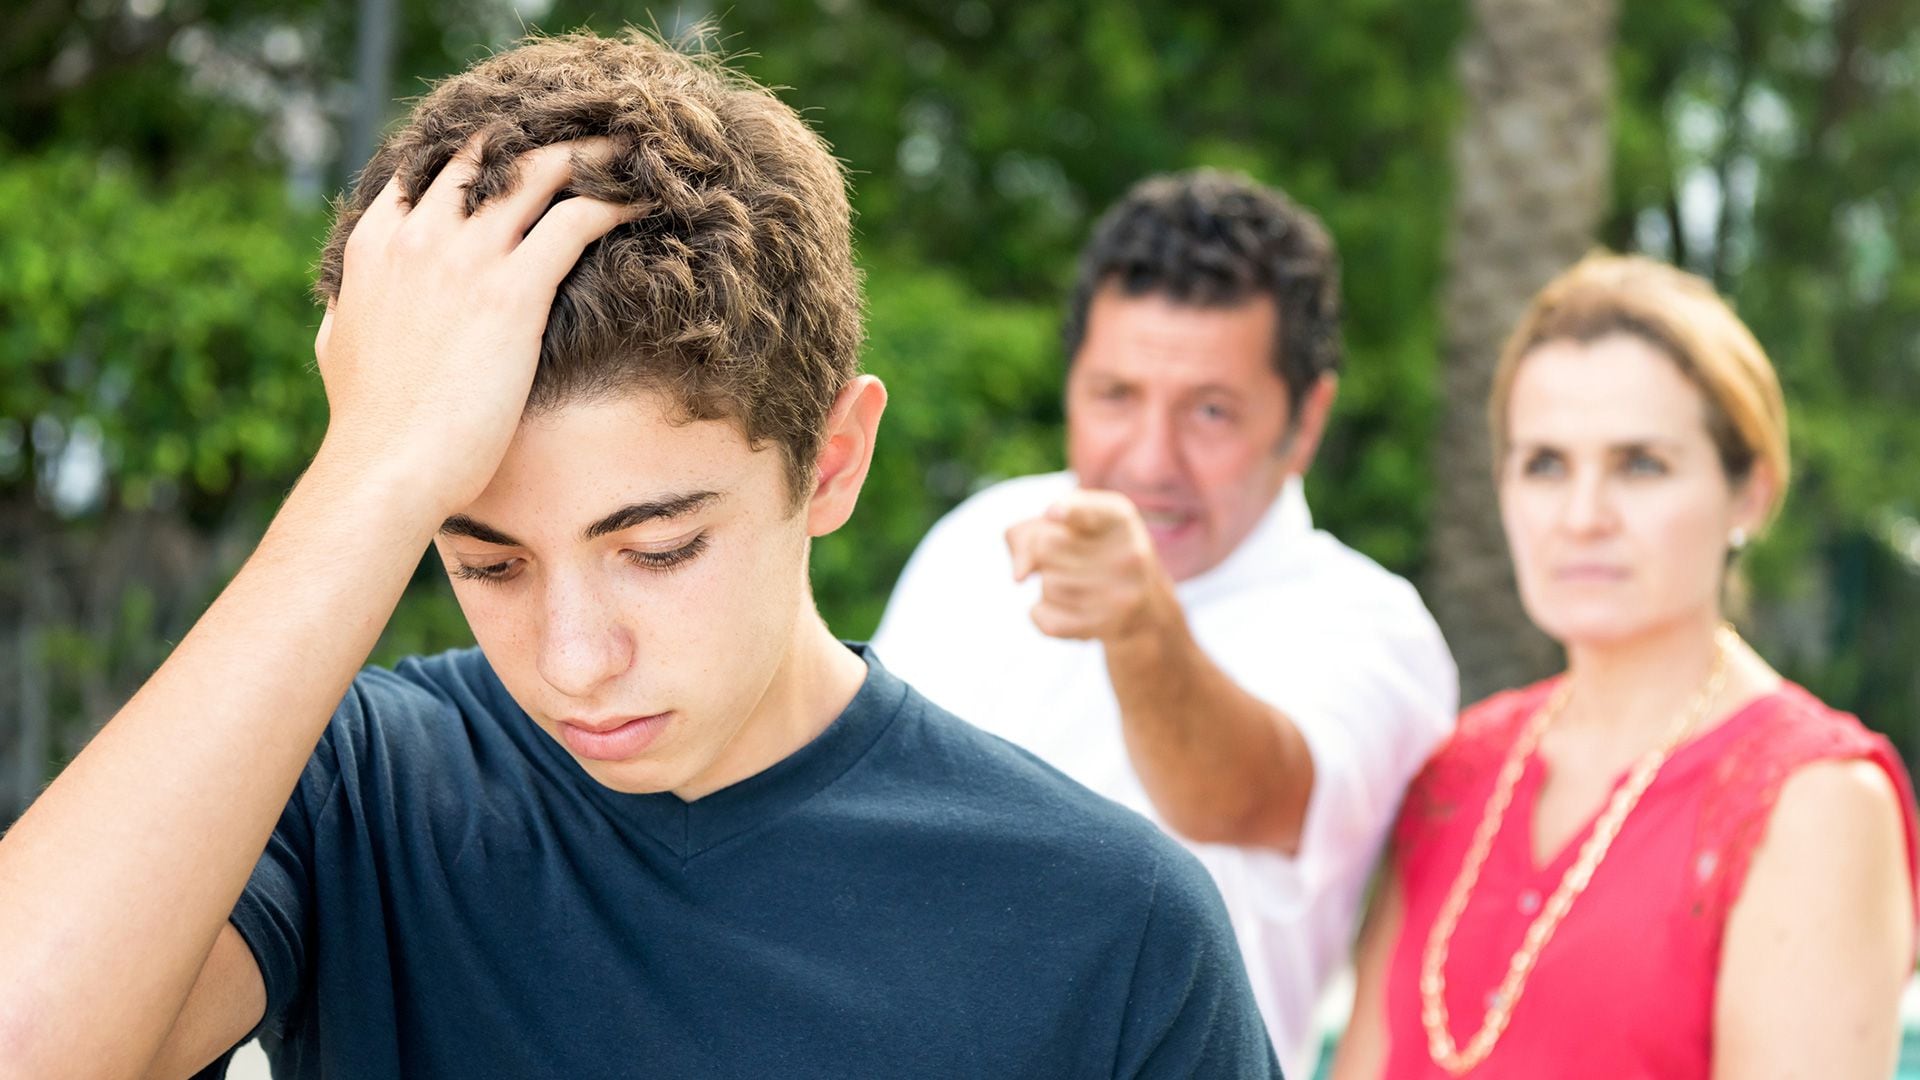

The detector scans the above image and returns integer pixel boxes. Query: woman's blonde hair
[1488,252,1790,526]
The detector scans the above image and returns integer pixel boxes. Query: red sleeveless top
[1381,679,1919,1078]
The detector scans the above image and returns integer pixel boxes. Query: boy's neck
[672,610,867,802]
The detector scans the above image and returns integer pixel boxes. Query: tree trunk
[1427,0,1620,704]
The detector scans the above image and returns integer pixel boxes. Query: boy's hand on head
[312,134,633,517]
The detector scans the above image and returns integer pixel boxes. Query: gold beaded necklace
[1419,626,1734,1074]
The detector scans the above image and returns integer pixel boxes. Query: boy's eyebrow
[439,515,523,547]
[581,491,722,540]
[438,491,721,549]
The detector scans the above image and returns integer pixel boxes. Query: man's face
[432,390,814,797]
[1065,286,1305,581]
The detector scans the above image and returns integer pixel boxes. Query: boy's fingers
[511,196,639,289]
[413,132,489,222]
[349,173,408,248]
[485,138,619,242]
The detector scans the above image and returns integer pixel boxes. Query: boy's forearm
[0,443,440,1078]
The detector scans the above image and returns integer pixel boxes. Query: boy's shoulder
[309,647,523,788]
[865,672,1219,896]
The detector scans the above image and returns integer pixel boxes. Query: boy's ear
[806,375,888,537]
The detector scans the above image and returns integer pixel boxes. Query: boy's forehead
[457,392,774,532]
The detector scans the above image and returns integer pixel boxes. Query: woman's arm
[1713,759,1914,1079]
[1330,869,1405,1080]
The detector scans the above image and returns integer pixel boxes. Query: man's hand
[1005,489,1178,643]
[314,134,633,518]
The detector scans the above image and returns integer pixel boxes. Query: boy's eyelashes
[450,532,711,584]
[620,533,708,572]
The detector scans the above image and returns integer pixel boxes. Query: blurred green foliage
[1608,0,1920,749]
[0,152,327,511]
[1,0,1916,804]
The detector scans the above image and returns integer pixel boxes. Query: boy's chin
[571,752,690,796]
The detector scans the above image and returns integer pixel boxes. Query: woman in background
[1334,253,1918,1078]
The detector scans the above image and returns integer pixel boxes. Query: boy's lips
[557,712,674,761]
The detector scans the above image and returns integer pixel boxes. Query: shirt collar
[1175,475,1314,602]
[496,643,909,862]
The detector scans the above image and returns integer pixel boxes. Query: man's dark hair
[316,28,863,504]
[1063,169,1341,414]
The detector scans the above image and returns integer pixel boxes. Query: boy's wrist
[294,437,454,554]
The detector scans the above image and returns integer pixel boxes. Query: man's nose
[1113,406,1187,489]
[535,574,635,700]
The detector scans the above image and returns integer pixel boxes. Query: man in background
[876,168,1458,1079]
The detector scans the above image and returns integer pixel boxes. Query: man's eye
[622,534,709,573]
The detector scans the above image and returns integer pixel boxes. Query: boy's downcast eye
[453,559,518,582]
[450,535,709,585]
[622,533,708,572]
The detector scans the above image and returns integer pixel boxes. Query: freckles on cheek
[453,589,533,660]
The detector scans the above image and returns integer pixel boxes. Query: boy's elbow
[0,997,150,1080]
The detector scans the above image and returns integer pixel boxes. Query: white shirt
[873,471,1458,1079]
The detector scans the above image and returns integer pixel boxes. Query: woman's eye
[1623,451,1669,476]
[622,534,709,573]
[1521,451,1564,477]
[1196,402,1235,424]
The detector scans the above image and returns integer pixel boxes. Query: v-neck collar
[504,643,909,862]
[1507,685,1786,878]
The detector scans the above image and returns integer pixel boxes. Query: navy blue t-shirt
[200,645,1281,1078]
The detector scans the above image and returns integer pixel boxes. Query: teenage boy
[0,32,1279,1080]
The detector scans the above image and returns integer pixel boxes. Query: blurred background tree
[2,0,1916,826]
[1428,0,1621,701]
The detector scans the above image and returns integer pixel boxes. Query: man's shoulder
[928,471,1075,539]
[874,472,1071,658]
[1292,528,1436,620]
[1203,524,1450,665]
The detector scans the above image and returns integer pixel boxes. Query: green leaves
[0,152,326,509]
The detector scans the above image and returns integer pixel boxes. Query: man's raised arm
[0,138,628,1079]
[1006,488,1316,853]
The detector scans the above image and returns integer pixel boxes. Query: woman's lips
[1554,563,1630,582]
[558,713,673,762]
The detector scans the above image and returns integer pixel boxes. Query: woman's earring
[1728,526,1749,552]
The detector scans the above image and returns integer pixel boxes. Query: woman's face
[1499,333,1771,649]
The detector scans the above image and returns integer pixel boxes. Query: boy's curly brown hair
[315,28,864,503]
